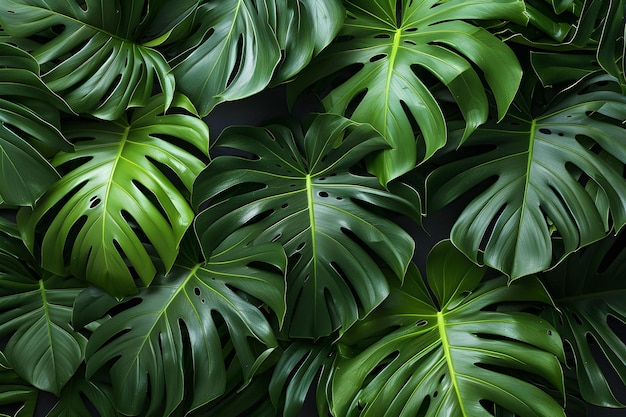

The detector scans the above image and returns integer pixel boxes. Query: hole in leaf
[598,234,626,273]
[271,233,282,242]
[571,311,584,325]
[369,53,387,63]
[194,287,201,296]
[405,27,418,32]
[226,35,244,87]
[243,209,274,227]
[318,191,329,198]
[345,89,368,119]
[89,196,101,209]
[62,215,88,264]
[404,40,417,45]
[539,128,552,135]
[281,203,289,208]
[132,180,172,227]
[296,242,306,251]
[374,33,390,39]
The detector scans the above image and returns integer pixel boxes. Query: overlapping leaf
[193,114,421,337]
[18,94,209,297]
[0,43,72,206]
[289,0,527,184]
[540,233,626,407]
[80,234,286,417]
[331,241,566,417]
[169,0,344,116]
[0,222,87,396]
[46,369,118,417]
[0,352,38,417]
[0,0,197,119]
[427,74,626,279]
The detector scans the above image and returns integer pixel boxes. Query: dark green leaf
[268,0,345,83]
[427,74,626,279]
[0,352,38,417]
[0,0,195,119]
[331,241,566,417]
[0,269,87,396]
[169,0,280,116]
[18,94,209,297]
[289,0,527,183]
[0,43,72,206]
[82,237,286,416]
[194,114,421,337]
[46,369,118,417]
[540,233,626,407]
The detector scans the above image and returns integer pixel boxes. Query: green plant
[0,1,624,416]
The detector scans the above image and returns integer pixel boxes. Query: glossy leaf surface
[0,43,72,206]
[331,241,566,417]
[290,0,526,183]
[0,252,87,396]
[18,95,209,297]
[0,0,196,119]
[170,0,280,116]
[194,114,421,337]
[428,74,626,279]
[540,233,626,407]
[82,236,286,416]
[0,352,38,417]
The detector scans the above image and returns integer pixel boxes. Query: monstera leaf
[427,74,626,279]
[540,233,626,407]
[268,0,344,84]
[0,352,38,417]
[78,233,286,417]
[289,0,527,183]
[193,114,421,337]
[46,369,118,417]
[0,221,88,396]
[0,43,72,206]
[0,0,198,119]
[18,94,209,297]
[269,339,336,417]
[169,0,343,116]
[331,241,566,417]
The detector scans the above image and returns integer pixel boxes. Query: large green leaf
[268,0,345,84]
[0,43,72,206]
[168,0,280,116]
[168,0,344,116]
[331,241,566,417]
[18,94,209,297]
[289,0,527,184]
[80,234,286,417]
[0,258,87,396]
[540,233,626,407]
[0,352,38,417]
[46,369,118,417]
[427,74,626,279]
[193,114,421,338]
[269,339,336,417]
[0,0,197,119]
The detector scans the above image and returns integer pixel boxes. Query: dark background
[1,85,625,416]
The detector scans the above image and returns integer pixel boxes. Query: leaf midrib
[437,311,468,416]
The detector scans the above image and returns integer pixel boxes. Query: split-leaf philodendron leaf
[331,240,566,417]
[0,220,88,396]
[169,0,343,116]
[289,0,527,184]
[428,74,626,279]
[18,94,209,297]
[80,233,286,416]
[0,0,197,119]
[540,233,626,407]
[193,113,421,338]
[0,43,72,207]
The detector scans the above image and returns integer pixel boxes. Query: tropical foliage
[0,1,624,417]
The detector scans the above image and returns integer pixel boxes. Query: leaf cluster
[0,1,625,417]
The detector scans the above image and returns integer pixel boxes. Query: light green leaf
[427,74,626,279]
[18,94,209,297]
[0,43,72,206]
[169,0,281,116]
[82,237,286,416]
[540,233,626,407]
[0,0,196,119]
[289,0,526,184]
[331,241,566,417]
[193,114,421,338]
